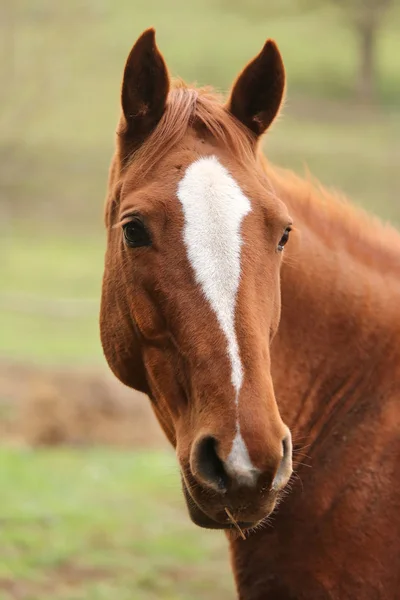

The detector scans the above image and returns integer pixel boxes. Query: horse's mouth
[181,477,262,532]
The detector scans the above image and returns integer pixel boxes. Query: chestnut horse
[100,29,400,599]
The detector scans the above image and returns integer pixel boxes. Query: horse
[100,29,400,599]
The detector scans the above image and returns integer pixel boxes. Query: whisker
[292,471,304,494]
[293,451,312,460]
[293,443,312,452]
[225,507,246,540]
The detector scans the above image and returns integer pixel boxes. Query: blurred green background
[0,1,399,598]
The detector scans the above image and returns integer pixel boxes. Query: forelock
[121,83,256,179]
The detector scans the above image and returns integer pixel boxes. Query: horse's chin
[181,478,260,531]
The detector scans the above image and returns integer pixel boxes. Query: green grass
[0,232,104,364]
[0,448,234,600]
[1,233,103,298]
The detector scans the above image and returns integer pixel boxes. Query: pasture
[1,0,399,598]
[0,449,233,599]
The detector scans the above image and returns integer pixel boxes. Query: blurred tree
[223,0,395,103]
[330,0,394,103]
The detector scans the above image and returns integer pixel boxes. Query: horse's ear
[121,28,169,144]
[227,40,285,137]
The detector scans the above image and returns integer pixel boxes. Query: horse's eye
[277,227,291,252]
[122,218,151,248]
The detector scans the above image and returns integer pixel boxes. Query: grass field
[0,448,233,600]
[0,232,104,364]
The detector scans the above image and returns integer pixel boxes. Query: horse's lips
[181,476,224,528]
[181,475,257,531]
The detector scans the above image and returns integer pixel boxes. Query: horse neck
[266,166,400,444]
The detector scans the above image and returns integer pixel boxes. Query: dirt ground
[0,359,167,449]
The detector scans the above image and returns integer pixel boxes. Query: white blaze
[177,156,256,478]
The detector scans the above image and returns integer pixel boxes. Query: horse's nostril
[192,436,228,492]
[282,434,290,460]
[192,431,292,494]
[271,431,293,491]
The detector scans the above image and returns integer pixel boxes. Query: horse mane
[268,165,400,276]
[118,81,400,276]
